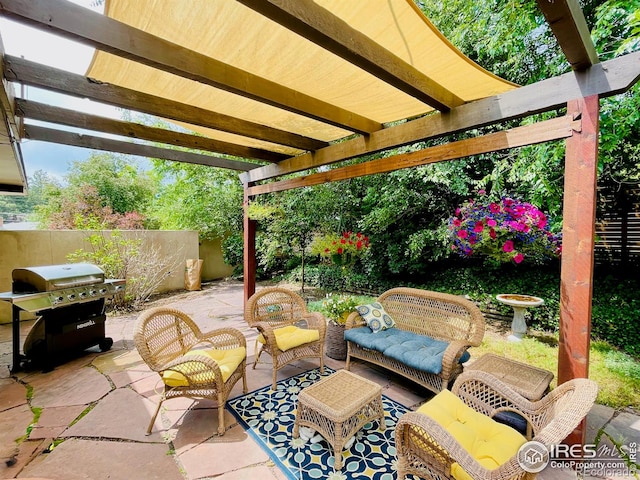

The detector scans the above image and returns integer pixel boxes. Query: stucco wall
[0,230,234,324]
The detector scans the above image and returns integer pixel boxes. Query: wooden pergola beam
[247,115,578,195]
[241,51,640,183]
[536,0,599,70]
[15,99,285,163]
[237,0,463,111]
[23,125,257,171]
[558,97,599,383]
[4,55,327,152]
[0,0,381,135]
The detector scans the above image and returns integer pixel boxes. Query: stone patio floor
[0,279,638,480]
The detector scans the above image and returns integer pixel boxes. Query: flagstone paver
[18,438,183,480]
[25,365,112,408]
[28,405,86,440]
[168,403,240,454]
[0,403,33,462]
[0,378,27,411]
[62,388,166,443]
[216,464,288,480]
[177,424,270,479]
[91,348,145,375]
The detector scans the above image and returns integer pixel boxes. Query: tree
[248,183,341,289]
[148,161,244,240]
[66,153,154,215]
[0,170,58,217]
[245,1,640,282]
[35,153,153,229]
[38,184,145,229]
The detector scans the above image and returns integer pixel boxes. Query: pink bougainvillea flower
[489,203,501,214]
[514,252,525,264]
[473,221,484,233]
[478,189,486,195]
[537,216,547,229]
[457,230,468,239]
[487,218,497,227]
[503,240,514,252]
[453,218,461,227]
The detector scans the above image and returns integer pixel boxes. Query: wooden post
[559,95,599,444]
[243,185,257,309]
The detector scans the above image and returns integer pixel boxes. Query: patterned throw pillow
[356,302,396,333]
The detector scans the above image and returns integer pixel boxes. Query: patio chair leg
[242,369,248,393]
[218,402,226,436]
[146,398,164,435]
[253,341,263,369]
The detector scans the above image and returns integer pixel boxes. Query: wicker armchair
[395,370,598,480]
[134,306,247,436]
[244,287,326,389]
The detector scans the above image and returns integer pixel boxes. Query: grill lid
[12,263,106,293]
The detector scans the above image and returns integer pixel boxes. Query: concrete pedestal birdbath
[496,294,544,341]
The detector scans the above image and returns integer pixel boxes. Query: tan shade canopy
[86,0,517,157]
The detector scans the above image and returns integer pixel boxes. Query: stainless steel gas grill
[0,263,125,372]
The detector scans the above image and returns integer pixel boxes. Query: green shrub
[294,259,640,358]
[67,230,182,310]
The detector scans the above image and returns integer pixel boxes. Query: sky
[0,0,130,183]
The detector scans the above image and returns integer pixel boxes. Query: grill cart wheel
[99,337,113,352]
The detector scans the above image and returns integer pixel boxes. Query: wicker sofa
[344,287,485,394]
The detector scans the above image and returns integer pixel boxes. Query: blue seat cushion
[344,327,470,375]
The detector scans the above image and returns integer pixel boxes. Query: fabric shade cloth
[86,0,517,156]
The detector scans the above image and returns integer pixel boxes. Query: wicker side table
[293,369,385,470]
[466,353,554,400]
[466,353,554,438]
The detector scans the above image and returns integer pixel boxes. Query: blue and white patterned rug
[227,367,410,480]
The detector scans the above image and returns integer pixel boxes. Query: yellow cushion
[257,325,320,351]
[416,389,526,480]
[162,346,246,387]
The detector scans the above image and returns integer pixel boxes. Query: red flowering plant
[448,191,562,264]
[311,231,370,265]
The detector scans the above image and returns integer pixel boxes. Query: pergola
[1,0,639,442]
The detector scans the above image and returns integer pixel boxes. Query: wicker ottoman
[293,369,385,470]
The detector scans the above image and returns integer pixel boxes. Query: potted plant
[322,293,359,360]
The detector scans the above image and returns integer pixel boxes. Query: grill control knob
[79,291,87,299]
[67,294,76,301]
[99,288,107,295]
[54,296,64,304]
[89,289,97,296]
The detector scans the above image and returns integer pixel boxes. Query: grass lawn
[309,295,640,412]
[470,334,640,411]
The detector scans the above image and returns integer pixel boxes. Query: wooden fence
[594,187,640,267]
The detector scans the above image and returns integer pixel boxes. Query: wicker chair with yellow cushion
[245,287,326,389]
[395,370,598,480]
[134,306,247,436]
